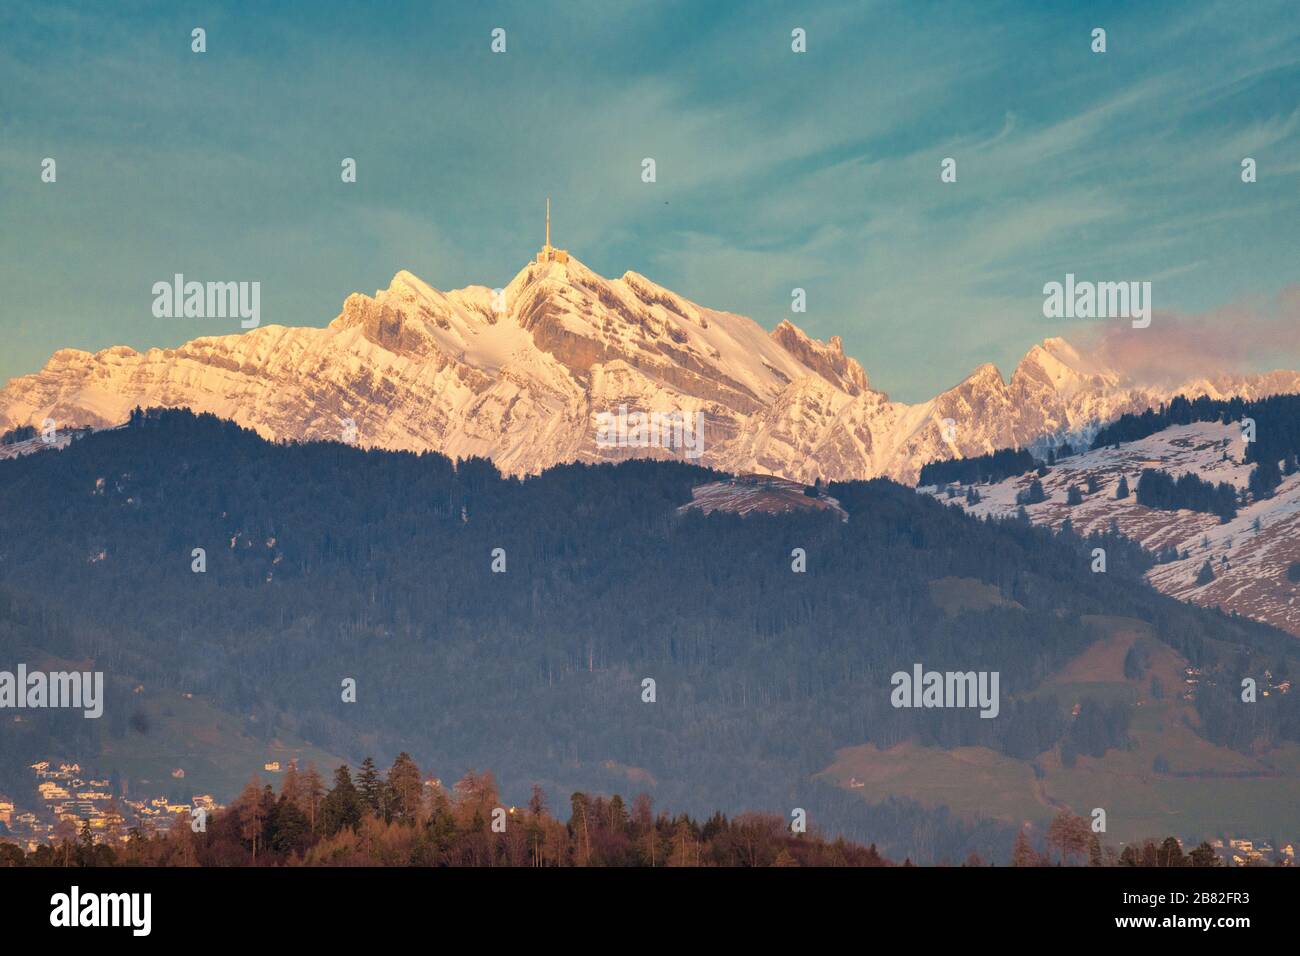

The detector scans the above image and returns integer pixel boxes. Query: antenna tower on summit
[537,197,569,264]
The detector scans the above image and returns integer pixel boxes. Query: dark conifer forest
[1135,468,1239,521]
[918,447,1037,487]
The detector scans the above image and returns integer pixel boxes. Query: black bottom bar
[0,865,1281,942]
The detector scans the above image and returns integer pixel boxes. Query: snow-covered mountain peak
[962,362,1007,388]
[386,268,440,302]
[770,319,870,397]
[1013,345,1086,394]
[1012,336,1117,393]
[1040,335,1083,364]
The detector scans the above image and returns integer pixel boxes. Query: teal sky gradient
[2,0,1298,401]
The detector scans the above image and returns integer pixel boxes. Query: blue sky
[2,0,1298,401]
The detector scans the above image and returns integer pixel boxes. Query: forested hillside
[1,408,1295,862]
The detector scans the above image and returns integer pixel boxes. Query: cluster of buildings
[1208,837,1295,867]
[30,761,121,837]
[1179,666,1291,702]
[0,759,222,853]
[1260,669,1293,697]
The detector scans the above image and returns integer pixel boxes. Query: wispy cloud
[1076,285,1300,385]
[1,0,1297,402]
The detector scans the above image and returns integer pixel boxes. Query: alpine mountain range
[4,249,1299,483]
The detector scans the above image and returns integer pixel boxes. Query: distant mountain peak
[958,362,1006,389]
[769,319,870,396]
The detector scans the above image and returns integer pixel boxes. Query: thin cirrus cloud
[1078,286,1300,385]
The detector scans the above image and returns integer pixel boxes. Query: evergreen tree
[528,784,547,817]
[270,795,310,854]
[1088,834,1103,867]
[1011,830,1040,867]
[1248,458,1282,500]
[1018,479,1046,505]
[1158,836,1185,867]
[1188,842,1220,867]
[357,757,383,815]
[1046,811,1091,866]
[77,819,95,864]
[320,765,363,835]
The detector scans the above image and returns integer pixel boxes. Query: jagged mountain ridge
[4,254,1299,482]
